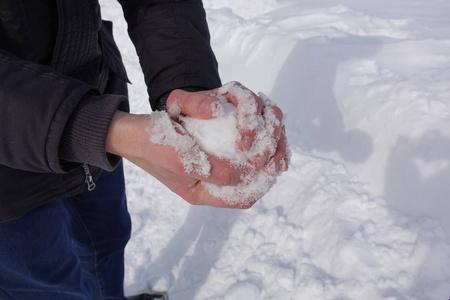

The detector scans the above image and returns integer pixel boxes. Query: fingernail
[168,99,181,116]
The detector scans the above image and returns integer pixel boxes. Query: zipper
[82,163,96,192]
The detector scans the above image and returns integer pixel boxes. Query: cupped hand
[105,111,253,209]
[106,82,289,209]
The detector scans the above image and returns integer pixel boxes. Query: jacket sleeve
[0,49,128,174]
[118,0,222,110]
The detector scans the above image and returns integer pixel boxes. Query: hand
[105,111,253,208]
[166,82,289,174]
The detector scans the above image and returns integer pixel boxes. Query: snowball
[181,82,287,206]
[181,101,245,163]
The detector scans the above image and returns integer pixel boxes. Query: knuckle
[219,169,238,185]
[221,170,234,185]
[169,89,185,101]
[186,91,198,103]
[198,98,211,110]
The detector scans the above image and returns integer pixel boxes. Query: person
[0,0,288,299]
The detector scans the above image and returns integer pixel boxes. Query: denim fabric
[0,161,131,300]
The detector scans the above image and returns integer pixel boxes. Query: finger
[249,103,284,170]
[194,155,253,186]
[166,89,222,119]
[166,179,244,208]
[222,82,264,115]
[220,82,264,151]
[250,150,272,171]
[236,128,256,151]
[265,130,289,176]
[268,103,284,123]
[132,154,257,209]
[185,182,257,209]
[249,122,283,170]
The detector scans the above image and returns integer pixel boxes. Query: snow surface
[100,0,450,299]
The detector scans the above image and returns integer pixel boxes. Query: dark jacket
[0,0,221,221]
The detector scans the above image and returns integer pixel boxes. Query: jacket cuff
[60,93,129,171]
[151,75,222,111]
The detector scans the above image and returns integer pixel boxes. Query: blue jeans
[0,162,132,300]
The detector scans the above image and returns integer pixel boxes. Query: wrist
[106,111,149,159]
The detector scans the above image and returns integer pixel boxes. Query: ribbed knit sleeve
[59,93,129,171]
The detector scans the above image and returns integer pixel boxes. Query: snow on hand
[150,81,287,206]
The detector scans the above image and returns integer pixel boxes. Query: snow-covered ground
[100,0,450,299]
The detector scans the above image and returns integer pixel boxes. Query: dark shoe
[127,292,168,300]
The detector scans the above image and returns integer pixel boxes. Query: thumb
[166,89,222,119]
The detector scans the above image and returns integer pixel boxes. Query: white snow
[100,0,450,299]
[181,100,241,161]
[147,112,211,177]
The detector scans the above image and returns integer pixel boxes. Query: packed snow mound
[191,151,450,299]
[99,0,450,299]
[125,151,450,299]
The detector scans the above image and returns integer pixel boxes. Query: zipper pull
[82,163,96,192]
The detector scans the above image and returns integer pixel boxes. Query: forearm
[0,49,91,173]
[118,0,221,110]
